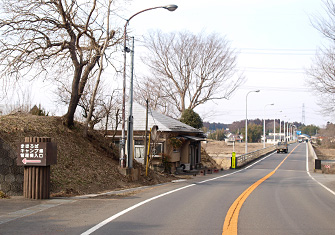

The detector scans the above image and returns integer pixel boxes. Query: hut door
[189,142,199,169]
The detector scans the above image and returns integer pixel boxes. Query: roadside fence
[310,141,335,174]
[231,141,298,169]
[231,145,277,168]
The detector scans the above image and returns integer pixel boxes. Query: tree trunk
[63,67,83,127]
[63,56,100,128]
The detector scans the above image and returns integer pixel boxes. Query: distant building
[225,133,243,145]
[264,133,287,144]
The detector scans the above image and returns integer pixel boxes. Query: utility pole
[126,37,135,169]
[144,100,149,166]
[120,5,178,169]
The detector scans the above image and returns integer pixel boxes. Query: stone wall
[0,138,24,196]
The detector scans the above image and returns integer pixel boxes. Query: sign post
[17,137,57,199]
[231,152,236,169]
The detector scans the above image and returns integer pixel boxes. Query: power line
[242,67,304,71]
[240,52,315,56]
[239,48,316,52]
[238,67,306,74]
[238,48,316,56]
[240,86,310,92]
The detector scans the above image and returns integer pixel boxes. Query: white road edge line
[82,151,276,234]
[81,184,195,235]
[306,143,335,196]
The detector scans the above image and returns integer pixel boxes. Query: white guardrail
[233,145,276,168]
[307,141,318,160]
[232,141,296,168]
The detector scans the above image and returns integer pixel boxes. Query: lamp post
[279,113,285,142]
[273,117,275,145]
[283,117,286,142]
[288,124,291,141]
[289,124,294,141]
[280,119,283,141]
[120,4,178,168]
[288,123,291,141]
[263,103,274,148]
[274,111,282,144]
[245,90,260,154]
[285,119,290,141]
[292,125,297,141]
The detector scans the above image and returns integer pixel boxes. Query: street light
[283,116,287,142]
[292,124,297,141]
[289,123,294,141]
[263,103,274,148]
[274,110,282,144]
[120,5,178,168]
[245,90,260,154]
[287,121,290,141]
[279,119,281,141]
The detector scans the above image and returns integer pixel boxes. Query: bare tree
[83,0,113,137]
[319,122,335,147]
[308,0,335,116]
[307,46,335,115]
[100,91,122,139]
[134,77,179,118]
[4,84,33,114]
[135,30,244,118]
[0,0,121,127]
[56,75,115,130]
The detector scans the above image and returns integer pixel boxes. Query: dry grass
[313,146,335,160]
[313,145,335,174]
[203,140,268,169]
[0,113,176,196]
[0,191,10,199]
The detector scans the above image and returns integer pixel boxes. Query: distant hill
[205,119,304,134]
[203,122,228,131]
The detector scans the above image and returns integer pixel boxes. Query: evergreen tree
[180,109,203,129]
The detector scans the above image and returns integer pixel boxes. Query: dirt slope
[0,113,175,196]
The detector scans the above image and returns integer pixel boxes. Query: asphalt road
[1,143,335,235]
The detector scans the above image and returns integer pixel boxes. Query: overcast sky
[5,0,330,127]
[124,0,329,127]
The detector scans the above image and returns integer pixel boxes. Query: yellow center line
[222,144,300,235]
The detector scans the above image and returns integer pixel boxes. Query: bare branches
[311,0,335,41]
[0,0,122,127]
[308,0,335,118]
[136,30,245,118]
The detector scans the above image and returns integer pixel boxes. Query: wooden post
[23,137,51,199]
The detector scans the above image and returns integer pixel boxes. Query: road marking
[0,199,75,225]
[306,144,335,196]
[81,150,277,235]
[81,184,195,235]
[222,144,300,235]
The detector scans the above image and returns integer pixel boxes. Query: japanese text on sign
[20,143,44,159]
